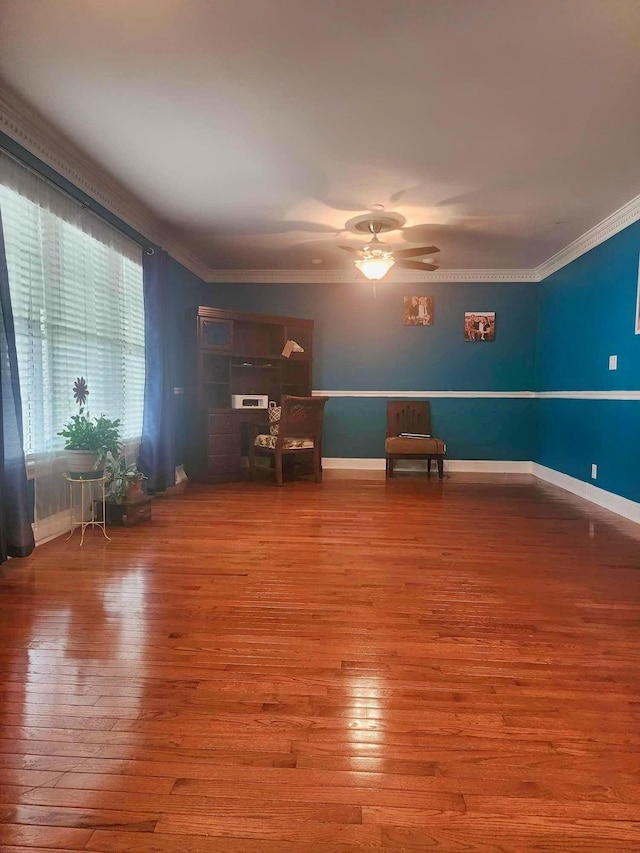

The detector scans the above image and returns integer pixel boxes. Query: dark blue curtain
[0,209,34,563]
[139,248,175,492]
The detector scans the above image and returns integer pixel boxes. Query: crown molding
[536,193,640,281]
[0,83,210,281]
[2,82,639,287]
[203,188,640,281]
[204,193,640,285]
[204,268,540,284]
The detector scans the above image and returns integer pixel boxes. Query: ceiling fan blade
[396,259,439,272]
[338,245,361,253]
[393,245,440,259]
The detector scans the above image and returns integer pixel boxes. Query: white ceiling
[1,0,639,274]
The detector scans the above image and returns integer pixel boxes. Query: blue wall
[535,221,640,502]
[182,279,540,460]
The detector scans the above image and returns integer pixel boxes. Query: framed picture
[403,295,433,326]
[635,255,640,335]
[464,312,495,342]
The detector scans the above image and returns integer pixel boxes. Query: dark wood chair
[385,400,446,479]
[249,396,329,486]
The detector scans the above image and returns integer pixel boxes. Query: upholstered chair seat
[384,436,446,455]
[254,434,314,450]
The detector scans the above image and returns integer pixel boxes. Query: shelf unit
[186,307,314,482]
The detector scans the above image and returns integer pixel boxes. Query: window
[0,152,145,461]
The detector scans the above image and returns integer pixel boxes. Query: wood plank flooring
[1,471,640,852]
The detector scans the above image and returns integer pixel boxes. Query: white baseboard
[33,510,71,546]
[446,460,532,473]
[323,458,533,474]
[532,464,640,525]
[323,458,387,470]
[323,458,640,525]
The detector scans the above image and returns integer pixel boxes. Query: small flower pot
[126,477,144,501]
[66,450,104,480]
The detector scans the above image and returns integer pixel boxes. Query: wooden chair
[249,396,329,486]
[385,400,446,479]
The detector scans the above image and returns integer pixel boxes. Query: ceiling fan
[338,212,440,280]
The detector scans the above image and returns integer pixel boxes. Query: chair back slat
[280,396,329,439]
[387,401,432,437]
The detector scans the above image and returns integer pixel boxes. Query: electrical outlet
[591,463,598,480]
[609,355,617,370]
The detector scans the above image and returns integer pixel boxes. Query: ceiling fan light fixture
[354,235,395,280]
[340,214,440,279]
[355,255,395,280]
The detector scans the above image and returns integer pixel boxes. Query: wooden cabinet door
[206,410,241,482]
[199,318,233,351]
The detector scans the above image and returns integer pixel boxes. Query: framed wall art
[403,295,433,326]
[464,312,496,342]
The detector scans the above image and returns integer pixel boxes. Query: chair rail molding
[314,389,535,398]
[536,390,640,401]
[313,390,640,400]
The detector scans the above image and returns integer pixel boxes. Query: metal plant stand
[63,473,111,545]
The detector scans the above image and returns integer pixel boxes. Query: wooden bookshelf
[186,307,313,482]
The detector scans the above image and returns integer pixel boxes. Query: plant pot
[125,477,144,500]
[66,450,104,480]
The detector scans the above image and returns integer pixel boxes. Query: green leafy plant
[58,413,121,454]
[104,454,146,504]
[58,377,121,467]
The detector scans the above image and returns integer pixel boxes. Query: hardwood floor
[1,471,640,852]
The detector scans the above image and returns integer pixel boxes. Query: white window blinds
[0,151,145,458]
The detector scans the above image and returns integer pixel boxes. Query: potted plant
[105,454,146,504]
[58,378,121,479]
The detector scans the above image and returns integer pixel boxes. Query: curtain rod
[0,143,154,255]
